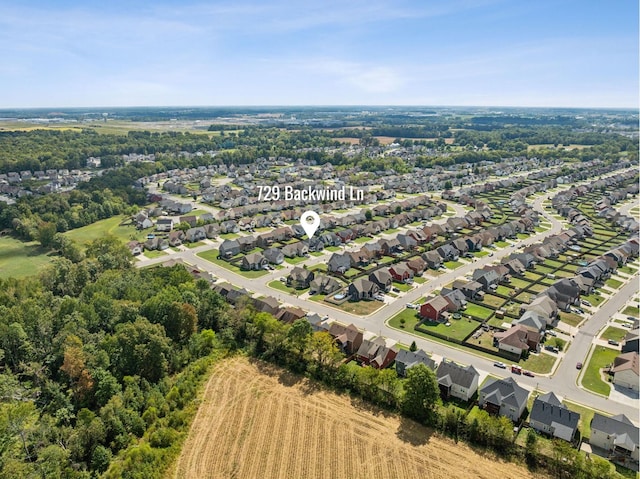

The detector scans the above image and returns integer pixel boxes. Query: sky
[0,0,638,108]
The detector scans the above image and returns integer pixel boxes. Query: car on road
[494,361,507,369]
[576,362,583,370]
[608,339,620,346]
[523,370,534,377]
[333,293,346,300]
[511,364,522,374]
[488,252,494,257]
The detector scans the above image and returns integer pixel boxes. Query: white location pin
[300,211,320,239]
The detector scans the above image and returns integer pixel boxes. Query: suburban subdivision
[0,107,638,479]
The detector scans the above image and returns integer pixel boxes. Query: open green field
[64,215,146,246]
[197,249,268,278]
[582,346,619,396]
[0,237,55,279]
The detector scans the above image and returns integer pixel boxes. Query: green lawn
[600,326,628,342]
[268,280,308,295]
[354,236,371,244]
[219,232,240,240]
[310,251,324,257]
[563,401,598,439]
[197,249,268,278]
[184,241,206,249]
[335,300,383,316]
[413,276,426,284]
[64,215,145,246]
[623,306,639,317]
[392,281,413,292]
[474,250,490,257]
[582,346,619,396]
[325,246,341,252]
[144,250,168,259]
[284,256,308,265]
[494,240,509,248]
[419,317,479,341]
[0,237,55,279]
[582,293,605,307]
[444,260,463,269]
[482,294,505,308]
[559,312,583,327]
[519,352,556,374]
[465,303,494,320]
[619,265,638,275]
[509,277,531,289]
[605,278,623,289]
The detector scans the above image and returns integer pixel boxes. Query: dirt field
[172,357,541,479]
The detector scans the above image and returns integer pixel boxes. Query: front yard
[519,352,556,374]
[582,346,619,396]
[600,326,628,342]
[197,249,269,279]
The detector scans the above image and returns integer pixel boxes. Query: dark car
[576,362,583,370]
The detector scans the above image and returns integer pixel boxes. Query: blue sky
[0,0,637,108]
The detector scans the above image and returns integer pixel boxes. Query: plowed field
[172,357,540,479]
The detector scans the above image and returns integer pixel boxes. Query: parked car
[608,339,619,346]
[627,316,637,322]
[622,323,632,328]
[405,303,418,309]
[581,299,592,307]
[392,287,400,293]
[373,294,385,301]
[546,330,557,337]
[279,277,286,282]
[494,361,507,369]
[576,362,583,369]
[511,365,522,374]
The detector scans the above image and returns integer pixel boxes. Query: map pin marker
[300,211,320,239]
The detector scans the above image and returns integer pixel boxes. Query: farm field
[172,357,540,479]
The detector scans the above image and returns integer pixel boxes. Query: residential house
[436,359,479,402]
[219,239,241,259]
[237,235,257,253]
[494,325,540,356]
[611,352,639,392]
[356,337,398,369]
[407,257,427,276]
[309,275,341,295]
[252,296,280,315]
[452,280,485,300]
[156,218,174,232]
[241,252,268,271]
[263,247,284,265]
[389,263,413,283]
[220,220,239,234]
[437,244,459,261]
[287,267,315,289]
[472,269,500,292]
[179,215,197,227]
[502,258,526,276]
[479,377,529,422]
[441,288,467,312]
[529,392,580,442]
[395,349,436,377]
[275,306,306,324]
[282,242,309,258]
[513,310,546,334]
[328,253,351,274]
[328,323,363,355]
[185,227,206,243]
[397,234,418,251]
[590,413,639,463]
[168,230,185,247]
[622,329,639,354]
[305,313,330,333]
[522,295,558,325]
[348,278,379,301]
[144,237,169,251]
[379,238,402,256]
[368,268,393,292]
[422,250,443,269]
[419,295,450,322]
[127,241,143,256]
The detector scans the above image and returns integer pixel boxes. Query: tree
[525,428,539,467]
[287,319,312,370]
[364,209,373,221]
[401,363,440,425]
[306,332,343,380]
[444,180,453,190]
[409,341,417,352]
[59,335,94,404]
[37,221,57,249]
[86,235,132,271]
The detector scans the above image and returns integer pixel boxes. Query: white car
[405,303,418,309]
[493,361,507,369]
[373,294,385,301]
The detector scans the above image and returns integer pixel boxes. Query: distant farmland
[171,357,542,479]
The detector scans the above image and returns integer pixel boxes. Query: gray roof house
[219,239,241,259]
[395,349,436,377]
[479,377,529,422]
[309,275,341,295]
[436,359,479,402]
[328,253,351,274]
[241,252,268,271]
[529,392,580,443]
[590,413,639,463]
[368,268,393,292]
[348,278,379,301]
[287,266,315,289]
[263,247,285,265]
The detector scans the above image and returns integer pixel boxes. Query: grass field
[465,303,494,320]
[64,215,146,246]
[172,357,539,479]
[0,237,55,279]
[519,352,556,374]
[582,346,618,396]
